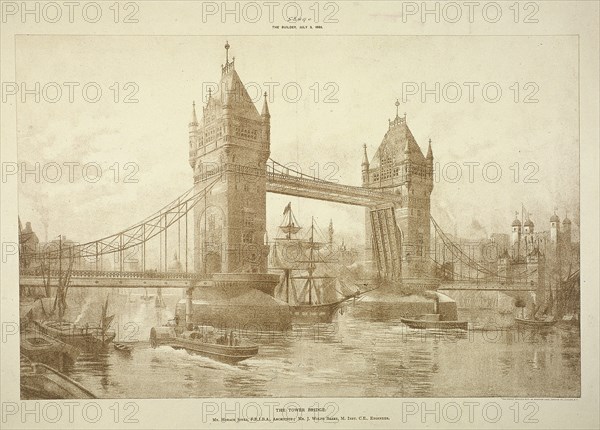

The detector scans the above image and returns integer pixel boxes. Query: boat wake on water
[152,345,245,371]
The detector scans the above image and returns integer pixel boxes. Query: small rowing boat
[514,317,557,328]
[20,330,80,364]
[113,342,134,353]
[20,355,96,399]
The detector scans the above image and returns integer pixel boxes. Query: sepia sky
[16,35,579,248]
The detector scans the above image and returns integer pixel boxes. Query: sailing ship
[515,269,580,328]
[556,266,580,326]
[550,210,580,325]
[514,288,558,329]
[270,203,361,323]
[155,290,166,308]
[128,290,136,303]
[141,288,154,302]
[514,236,579,329]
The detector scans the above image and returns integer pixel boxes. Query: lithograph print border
[1,2,598,428]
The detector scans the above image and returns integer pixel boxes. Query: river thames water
[53,293,581,399]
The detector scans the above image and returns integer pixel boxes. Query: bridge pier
[185,288,194,329]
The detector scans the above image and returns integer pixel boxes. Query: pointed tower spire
[361,144,370,184]
[361,144,369,167]
[389,100,407,128]
[222,40,235,74]
[261,92,270,117]
[190,101,198,125]
[426,138,433,159]
[562,209,572,244]
[261,92,271,147]
[188,101,199,168]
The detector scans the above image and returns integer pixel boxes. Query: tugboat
[149,323,259,364]
[400,293,468,331]
[270,203,362,324]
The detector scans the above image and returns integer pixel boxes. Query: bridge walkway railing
[19,268,202,280]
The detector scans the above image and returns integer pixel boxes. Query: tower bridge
[19,42,541,297]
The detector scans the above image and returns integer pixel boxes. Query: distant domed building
[501,208,576,310]
[168,252,183,272]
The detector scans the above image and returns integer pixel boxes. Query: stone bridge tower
[362,101,434,279]
[188,42,271,274]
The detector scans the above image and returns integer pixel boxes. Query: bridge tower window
[244,212,255,228]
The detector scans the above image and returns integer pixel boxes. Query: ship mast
[277,203,302,303]
[58,235,63,321]
[276,204,346,307]
[303,217,324,305]
[308,217,315,305]
[279,202,301,238]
